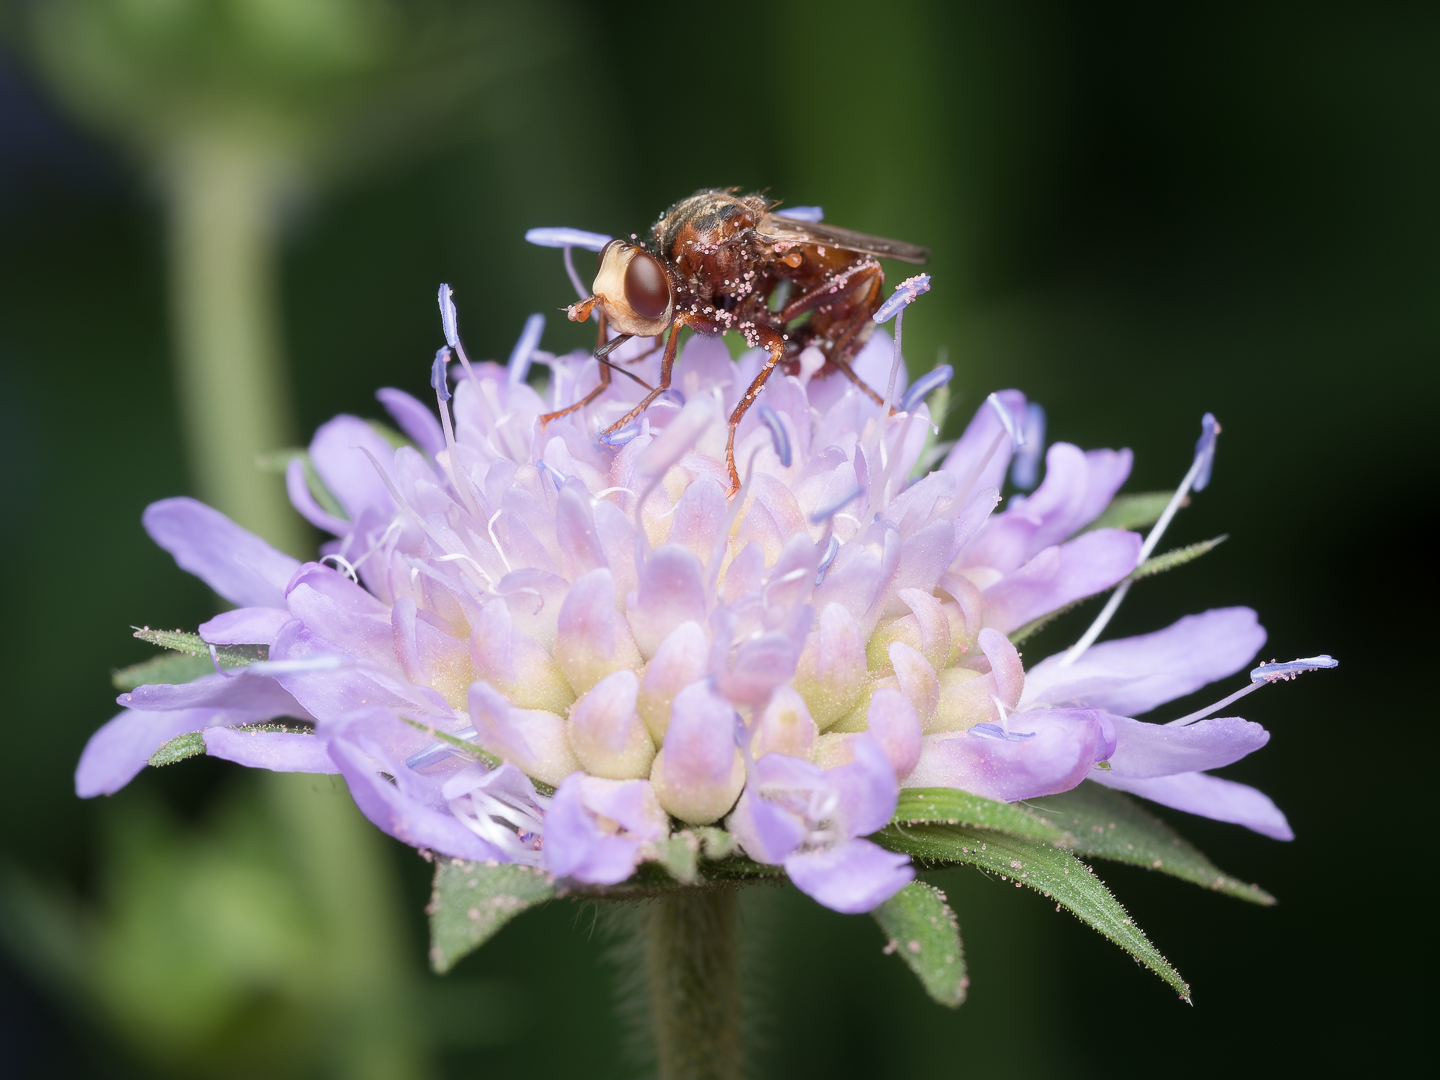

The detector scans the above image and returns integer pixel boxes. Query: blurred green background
[0,0,1433,1075]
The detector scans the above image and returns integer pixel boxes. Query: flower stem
[644,890,742,1080]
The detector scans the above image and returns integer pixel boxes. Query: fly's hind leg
[598,314,693,439]
[724,324,788,496]
[780,260,889,408]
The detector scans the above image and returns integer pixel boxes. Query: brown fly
[538,189,929,494]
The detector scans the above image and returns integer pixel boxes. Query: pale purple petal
[285,458,350,535]
[785,839,914,914]
[76,708,212,797]
[1075,448,1134,527]
[376,387,446,457]
[940,389,1026,495]
[904,709,1111,801]
[1021,607,1266,715]
[119,669,313,721]
[329,733,500,860]
[727,782,809,864]
[1091,771,1294,841]
[142,497,300,609]
[542,774,643,884]
[628,545,708,659]
[865,687,922,780]
[826,734,901,836]
[981,529,1142,634]
[203,728,339,773]
[199,607,291,646]
[1105,714,1270,779]
[308,416,399,521]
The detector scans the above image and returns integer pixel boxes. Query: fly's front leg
[725,324,787,496]
[541,311,614,427]
[599,314,692,438]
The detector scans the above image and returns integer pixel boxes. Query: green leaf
[1129,536,1227,582]
[878,824,1190,1000]
[1027,782,1274,905]
[1084,491,1178,534]
[112,652,215,691]
[131,628,267,666]
[429,860,555,973]
[149,732,205,767]
[872,880,968,1007]
[894,787,1068,843]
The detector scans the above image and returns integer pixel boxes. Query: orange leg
[598,315,692,437]
[540,313,615,427]
[724,325,788,496]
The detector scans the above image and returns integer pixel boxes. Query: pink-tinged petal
[794,603,867,729]
[555,569,641,696]
[940,389,1026,496]
[468,681,580,788]
[328,732,499,860]
[375,387,445,457]
[270,619,421,720]
[568,669,655,779]
[650,680,745,824]
[981,529,1142,634]
[543,774,645,884]
[637,621,709,743]
[977,628,1024,709]
[199,607,291,646]
[865,687,922,780]
[308,415,398,521]
[1105,714,1270,779]
[142,497,301,609]
[751,685,818,760]
[203,729,339,773]
[285,458,350,535]
[728,783,809,865]
[1021,608,1267,716]
[904,709,1109,801]
[628,545,708,659]
[76,708,212,797]
[554,481,607,581]
[785,838,914,914]
[668,476,728,564]
[1091,772,1294,841]
[285,566,397,671]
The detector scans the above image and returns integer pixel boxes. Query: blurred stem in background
[7,1,557,1074]
[168,137,301,552]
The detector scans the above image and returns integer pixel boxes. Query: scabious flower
[78,274,1311,917]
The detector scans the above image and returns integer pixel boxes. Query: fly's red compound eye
[623,250,671,319]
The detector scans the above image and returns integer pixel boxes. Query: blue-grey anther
[1010,403,1047,490]
[809,484,864,524]
[524,227,613,252]
[780,205,824,222]
[899,364,953,414]
[756,404,791,466]
[986,392,1024,447]
[508,313,546,387]
[814,534,841,585]
[873,274,932,324]
[1193,412,1220,491]
[1251,655,1338,682]
[431,348,452,402]
[438,283,459,348]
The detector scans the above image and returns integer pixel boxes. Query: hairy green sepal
[148,732,206,767]
[879,823,1190,1000]
[428,860,555,974]
[131,627,267,666]
[872,881,968,1006]
[1029,782,1274,904]
[113,652,215,691]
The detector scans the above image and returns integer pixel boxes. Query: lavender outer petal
[142,497,300,609]
[940,389,1027,495]
[376,387,446,457]
[1090,770,1294,841]
[1104,714,1270,779]
[1021,607,1266,715]
[981,529,1142,634]
[308,415,399,522]
[76,708,216,797]
[903,709,1109,801]
[199,607,291,646]
[542,774,644,884]
[204,728,340,773]
[784,838,914,914]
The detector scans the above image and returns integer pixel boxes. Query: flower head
[79,281,1321,917]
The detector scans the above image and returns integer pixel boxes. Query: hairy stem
[645,890,742,1080]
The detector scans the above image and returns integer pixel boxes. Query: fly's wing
[756,213,930,264]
